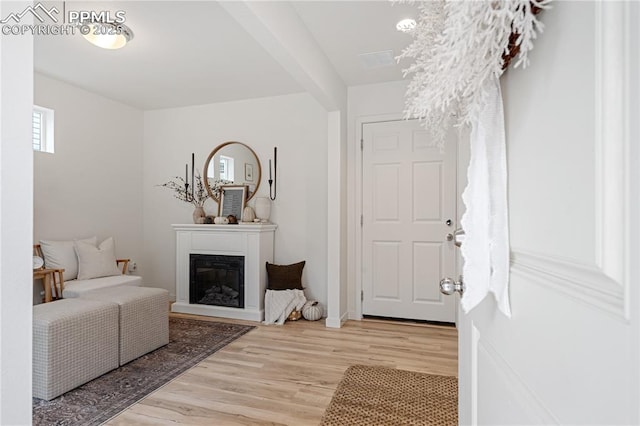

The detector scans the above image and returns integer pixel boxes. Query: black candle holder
[269,147,277,201]
[184,183,193,203]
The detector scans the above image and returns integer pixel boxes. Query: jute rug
[320,365,458,426]
[33,317,254,426]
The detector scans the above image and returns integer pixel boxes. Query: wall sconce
[268,147,277,201]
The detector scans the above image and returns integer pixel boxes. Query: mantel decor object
[254,197,271,223]
[242,206,256,223]
[159,153,210,224]
[193,207,206,224]
[218,185,247,222]
[214,216,229,225]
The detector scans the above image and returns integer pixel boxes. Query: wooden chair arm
[116,259,130,275]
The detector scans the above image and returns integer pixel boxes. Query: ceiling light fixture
[82,22,134,50]
[396,18,416,33]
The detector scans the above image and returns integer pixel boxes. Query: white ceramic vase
[193,206,206,224]
[254,197,271,222]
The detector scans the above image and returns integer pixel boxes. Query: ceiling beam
[219,1,347,111]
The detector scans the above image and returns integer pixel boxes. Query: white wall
[142,93,329,306]
[1,1,34,421]
[33,74,144,296]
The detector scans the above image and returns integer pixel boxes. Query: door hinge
[361,289,364,302]
[360,214,363,226]
[360,138,364,151]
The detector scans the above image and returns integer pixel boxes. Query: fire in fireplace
[189,254,245,309]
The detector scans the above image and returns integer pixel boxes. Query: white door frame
[351,114,466,322]
[353,113,403,321]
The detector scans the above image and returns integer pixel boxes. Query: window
[32,106,54,153]
[219,155,234,181]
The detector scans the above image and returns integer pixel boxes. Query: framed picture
[218,185,247,220]
[244,163,254,182]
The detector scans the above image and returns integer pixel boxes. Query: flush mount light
[82,21,134,50]
[396,18,416,33]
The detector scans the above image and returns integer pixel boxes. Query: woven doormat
[320,365,458,426]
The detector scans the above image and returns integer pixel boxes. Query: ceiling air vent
[358,50,396,69]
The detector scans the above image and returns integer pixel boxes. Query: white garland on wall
[397,0,550,145]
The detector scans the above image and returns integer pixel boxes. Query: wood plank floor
[107,313,458,425]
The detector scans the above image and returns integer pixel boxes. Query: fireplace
[190,254,244,308]
[172,223,276,321]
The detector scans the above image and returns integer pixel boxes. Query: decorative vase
[192,206,206,224]
[242,206,256,222]
[302,301,323,321]
[254,197,271,222]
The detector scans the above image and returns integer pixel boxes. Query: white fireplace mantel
[171,223,276,321]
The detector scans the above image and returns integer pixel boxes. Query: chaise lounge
[32,236,169,400]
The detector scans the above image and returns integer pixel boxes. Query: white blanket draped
[460,76,511,317]
[264,289,307,325]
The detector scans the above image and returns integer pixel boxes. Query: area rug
[320,365,458,426]
[33,317,254,426]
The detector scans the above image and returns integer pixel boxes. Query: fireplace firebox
[189,254,244,309]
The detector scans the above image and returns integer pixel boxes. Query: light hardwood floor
[108,313,458,425]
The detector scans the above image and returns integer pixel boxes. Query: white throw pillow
[39,237,97,281]
[75,237,122,280]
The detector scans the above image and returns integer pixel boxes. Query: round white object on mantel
[302,301,323,321]
[213,216,229,225]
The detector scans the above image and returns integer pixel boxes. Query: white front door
[457,2,639,424]
[362,120,457,322]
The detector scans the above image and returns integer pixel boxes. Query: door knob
[446,233,454,241]
[440,277,465,295]
[453,228,465,247]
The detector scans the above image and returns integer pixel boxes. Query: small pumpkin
[287,310,302,321]
[302,301,323,321]
[243,206,256,222]
[214,216,229,225]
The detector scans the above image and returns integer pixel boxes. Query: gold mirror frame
[203,141,262,203]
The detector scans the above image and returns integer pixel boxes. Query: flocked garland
[397,0,551,146]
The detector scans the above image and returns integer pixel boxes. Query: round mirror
[203,141,262,203]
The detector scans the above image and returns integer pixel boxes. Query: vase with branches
[159,170,210,223]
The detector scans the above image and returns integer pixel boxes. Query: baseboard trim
[325,311,348,328]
